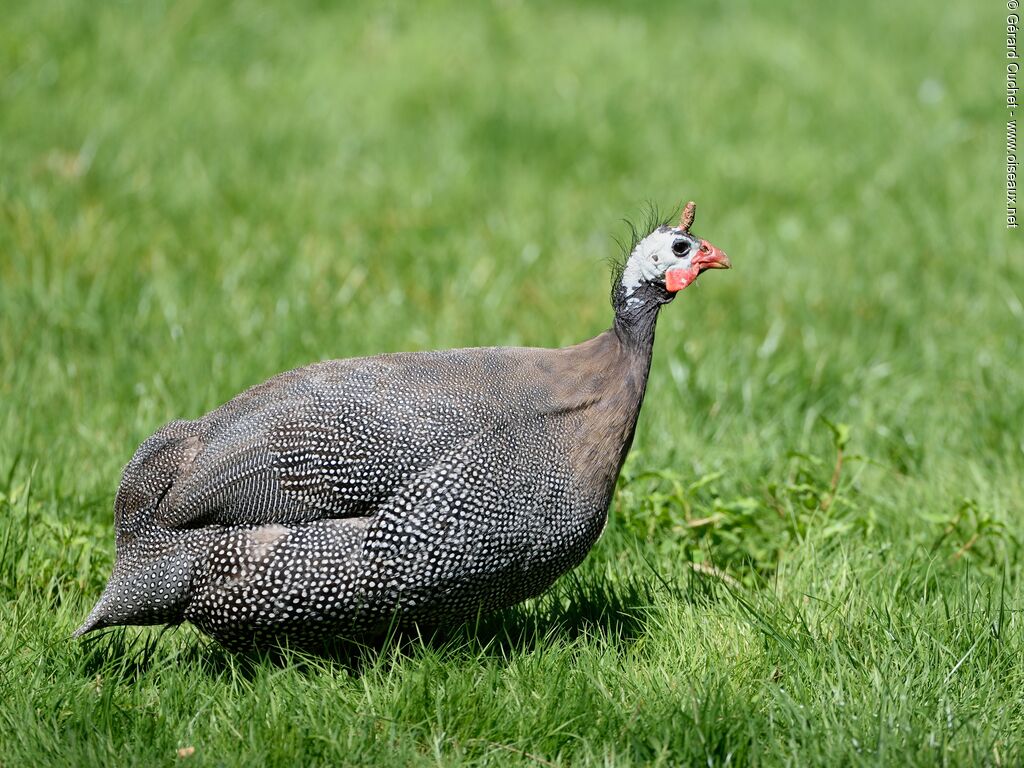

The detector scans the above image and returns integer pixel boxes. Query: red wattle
[665,265,699,292]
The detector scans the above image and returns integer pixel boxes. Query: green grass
[1,0,1021,764]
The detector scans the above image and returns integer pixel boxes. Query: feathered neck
[612,280,672,351]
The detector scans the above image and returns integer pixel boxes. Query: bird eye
[671,239,690,257]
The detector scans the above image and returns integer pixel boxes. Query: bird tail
[73,592,113,637]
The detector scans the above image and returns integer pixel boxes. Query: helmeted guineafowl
[76,201,730,648]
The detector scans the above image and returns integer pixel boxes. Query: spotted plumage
[77,202,730,648]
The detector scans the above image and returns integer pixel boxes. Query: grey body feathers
[79,333,651,648]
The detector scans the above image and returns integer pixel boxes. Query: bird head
[617,201,730,308]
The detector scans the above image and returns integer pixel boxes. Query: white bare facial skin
[620,227,695,305]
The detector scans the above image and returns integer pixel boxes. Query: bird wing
[126,349,537,533]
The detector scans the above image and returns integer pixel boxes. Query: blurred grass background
[0,0,1021,765]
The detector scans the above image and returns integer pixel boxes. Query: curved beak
[692,239,731,271]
